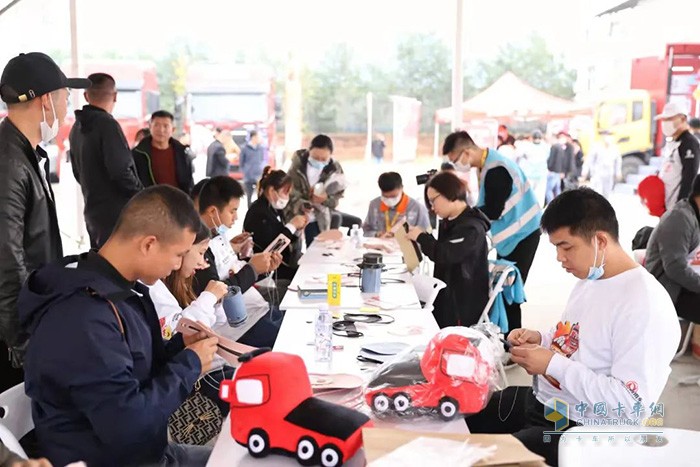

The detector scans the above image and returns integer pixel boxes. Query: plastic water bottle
[350,224,363,249]
[314,303,333,363]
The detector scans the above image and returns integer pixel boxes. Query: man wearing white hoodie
[467,188,680,466]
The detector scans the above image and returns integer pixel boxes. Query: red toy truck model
[364,327,496,420]
[220,349,372,467]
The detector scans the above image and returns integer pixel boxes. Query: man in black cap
[0,52,90,390]
[70,72,144,248]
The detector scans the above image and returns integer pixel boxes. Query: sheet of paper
[371,437,496,467]
[394,227,420,273]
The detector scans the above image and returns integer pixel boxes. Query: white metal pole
[366,92,373,162]
[70,0,86,249]
[433,121,440,159]
[451,0,464,131]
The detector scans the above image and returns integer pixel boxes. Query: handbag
[168,365,235,445]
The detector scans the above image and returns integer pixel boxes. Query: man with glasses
[442,130,542,335]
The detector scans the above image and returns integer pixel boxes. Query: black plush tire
[247,428,270,458]
[319,443,343,467]
[296,436,319,466]
[438,397,459,421]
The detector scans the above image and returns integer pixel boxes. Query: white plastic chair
[478,263,516,326]
[411,274,446,312]
[0,383,33,459]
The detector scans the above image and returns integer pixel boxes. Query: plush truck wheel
[438,397,459,421]
[372,393,392,414]
[247,429,270,458]
[392,393,411,413]
[320,444,343,467]
[296,436,319,466]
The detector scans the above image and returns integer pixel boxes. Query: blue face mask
[587,240,606,280]
[308,157,329,170]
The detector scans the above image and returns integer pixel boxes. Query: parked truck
[184,63,278,178]
[593,43,700,178]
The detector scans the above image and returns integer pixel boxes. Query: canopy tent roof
[435,71,589,124]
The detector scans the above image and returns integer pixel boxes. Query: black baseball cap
[0,52,91,104]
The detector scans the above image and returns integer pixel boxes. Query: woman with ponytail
[243,166,307,280]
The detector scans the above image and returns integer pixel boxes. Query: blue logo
[545,398,569,431]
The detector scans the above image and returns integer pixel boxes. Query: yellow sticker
[327,274,341,306]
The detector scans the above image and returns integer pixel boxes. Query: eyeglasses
[428,194,442,206]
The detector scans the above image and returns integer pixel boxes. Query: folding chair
[0,383,33,459]
[477,262,518,388]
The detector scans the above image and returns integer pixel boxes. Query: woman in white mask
[243,166,308,281]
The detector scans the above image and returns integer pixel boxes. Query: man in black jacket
[206,127,230,177]
[545,132,575,205]
[70,72,143,248]
[133,110,194,193]
[0,52,90,390]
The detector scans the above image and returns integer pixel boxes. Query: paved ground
[53,154,700,431]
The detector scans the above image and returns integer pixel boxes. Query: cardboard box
[363,427,545,466]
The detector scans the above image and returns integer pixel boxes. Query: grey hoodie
[645,198,700,303]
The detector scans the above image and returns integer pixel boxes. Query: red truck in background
[593,43,700,177]
[184,63,278,179]
[55,60,160,159]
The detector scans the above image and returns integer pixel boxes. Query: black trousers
[467,386,568,467]
[0,343,24,392]
[497,230,540,334]
[675,288,700,323]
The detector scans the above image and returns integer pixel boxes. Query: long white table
[279,262,423,311]
[207,238,467,467]
[297,237,407,266]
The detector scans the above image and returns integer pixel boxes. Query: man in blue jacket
[19,185,218,467]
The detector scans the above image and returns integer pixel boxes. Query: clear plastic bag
[364,326,499,421]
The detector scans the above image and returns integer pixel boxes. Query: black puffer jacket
[132,136,194,194]
[0,118,62,354]
[416,207,490,328]
[69,105,143,248]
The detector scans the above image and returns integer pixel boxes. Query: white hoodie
[535,266,680,421]
[149,279,226,339]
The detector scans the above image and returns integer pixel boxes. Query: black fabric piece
[366,351,427,388]
[283,397,370,441]
[632,226,654,251]
[481,167,513,220]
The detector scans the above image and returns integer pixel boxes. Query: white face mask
[381,194,402,208]
[454,159,471,173]
[40,95,59,144]
[661,120,677,138]
[273,193,289,210]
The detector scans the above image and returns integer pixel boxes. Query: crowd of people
[0,51,696,467]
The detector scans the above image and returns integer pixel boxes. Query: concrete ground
[53,154,700,431]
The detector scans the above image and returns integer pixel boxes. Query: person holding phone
[407,172,490,328]
[244,167,307,281]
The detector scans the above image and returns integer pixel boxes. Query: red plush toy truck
[364,327,497,420]
[220,349,372,467]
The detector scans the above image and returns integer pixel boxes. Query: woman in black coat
[243,167,308,281]
[407,171,491,328]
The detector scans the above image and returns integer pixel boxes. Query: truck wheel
[392,393,411,413]
[320,444,343,467]
[247,429,270,458]
[438,397,459,421]
[296,436,319,466]
[371,393,392,414]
